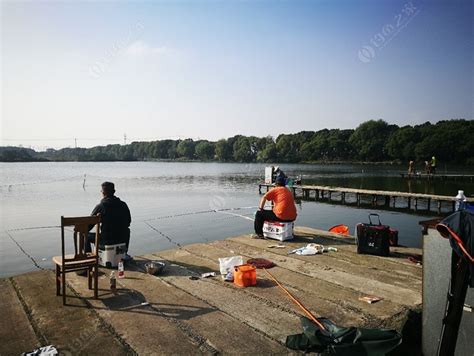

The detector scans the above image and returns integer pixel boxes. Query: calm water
[1,162,473,277]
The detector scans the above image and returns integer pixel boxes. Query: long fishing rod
[263,268,327,331]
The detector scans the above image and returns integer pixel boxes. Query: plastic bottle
[110,271,116,290]
[455,190,467,211]
[118,259,125,279]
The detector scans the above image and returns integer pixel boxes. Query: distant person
[86,182,132,258]
[273,166,287,184]
[253,176,297,238]
[408,161,414,177]
[430,156,437,174]
[425,161,431,174]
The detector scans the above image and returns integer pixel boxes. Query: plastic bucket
[233,264,257,287]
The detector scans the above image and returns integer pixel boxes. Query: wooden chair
[52,215,101,305]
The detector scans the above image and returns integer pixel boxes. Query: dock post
[437,201,441,214]
[407,197,411,210]
[427,199,431,212]
[315,189,319,200]
[357,193,360,207]
[385,196,390,207]
[342,192,345,204]
[414,198,418,211]
[328,191,332,202]
[372,195,377,206]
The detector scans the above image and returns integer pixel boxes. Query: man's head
[101,182,115,197]
[275,176,286,186]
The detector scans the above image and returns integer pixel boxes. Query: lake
[1,161,473,277]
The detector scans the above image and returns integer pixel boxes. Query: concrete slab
[0,279,39,355]
[0,227,422,355]
[66,271,212,355]
[12,270,129,355]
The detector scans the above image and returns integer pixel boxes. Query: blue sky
[1,0,472,149]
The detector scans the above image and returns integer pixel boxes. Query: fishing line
[5,226,61,232]
[214,210,255,222]
[143,206,258,222]
[0,175,84,188]
[4,230,45,271]
[143,221,182,248]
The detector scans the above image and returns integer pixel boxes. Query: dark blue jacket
[91,196,131,246]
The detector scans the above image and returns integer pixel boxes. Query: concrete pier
[0,227,422,355]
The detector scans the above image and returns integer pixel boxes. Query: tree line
[1,119,473,165]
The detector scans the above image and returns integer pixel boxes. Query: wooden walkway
[400,173,474,181]
[258,183,473,214]
[0,227,422,355]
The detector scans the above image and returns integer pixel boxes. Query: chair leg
[94,265,98,299]
[62,271,66,305]
[88,267,92,290]
[56,265,60,296]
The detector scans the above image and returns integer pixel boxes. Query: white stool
[263,221,294,241]
[98,243,126,268]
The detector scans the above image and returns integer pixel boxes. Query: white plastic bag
[218,256,243,275]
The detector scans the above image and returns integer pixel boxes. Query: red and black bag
[356,213,390,257]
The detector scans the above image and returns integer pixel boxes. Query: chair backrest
[61,215,101,263]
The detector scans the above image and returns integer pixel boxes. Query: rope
[263,268,326,331]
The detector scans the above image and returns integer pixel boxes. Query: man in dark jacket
[87,181,131,254]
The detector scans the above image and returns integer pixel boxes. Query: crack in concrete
[9,277,49,346]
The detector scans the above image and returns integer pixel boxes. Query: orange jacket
[264,186,297,221]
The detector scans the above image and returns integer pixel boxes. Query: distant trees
[1,119,473,164]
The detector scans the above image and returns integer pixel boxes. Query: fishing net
[247,258,275,269]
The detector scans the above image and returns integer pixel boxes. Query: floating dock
[400,173,474,181]
[259,183,473,214]
[1,227,422,355]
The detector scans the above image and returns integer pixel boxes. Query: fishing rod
[263,267,327,331]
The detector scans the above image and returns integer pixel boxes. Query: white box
[265,166,274,184]
[263,221,294,241]
[98,243,126,268]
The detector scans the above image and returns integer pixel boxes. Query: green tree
[233,136,254,162]
[215,139,233,162]
[176,139,195,159]
[349,120,394,161]
[195,141,215,160]
[275,134,300,162]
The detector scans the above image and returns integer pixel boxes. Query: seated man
[87,182,131,257]
[254,176,297,238]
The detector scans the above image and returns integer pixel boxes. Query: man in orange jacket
[254,176,297,238]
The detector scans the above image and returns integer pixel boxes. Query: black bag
[356,213,390,257]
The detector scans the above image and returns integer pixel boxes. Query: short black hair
[101,182,115,196]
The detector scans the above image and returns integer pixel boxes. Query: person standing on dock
[253,176,297,238]
[86,182,132,257]
[430,156,437,174]
[408,161,414,177]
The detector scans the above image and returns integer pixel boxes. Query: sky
[1,0,473,150]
